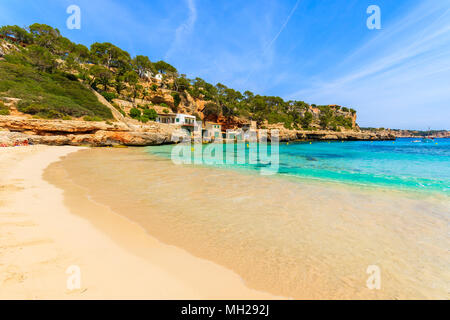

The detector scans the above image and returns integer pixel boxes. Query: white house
[156,113,196,126]
[203,122,222,140]
[175,114,196,126]
[242,121,257,131]
[241,121,258,142]
[142,72,164,82]
[156,112,177,124]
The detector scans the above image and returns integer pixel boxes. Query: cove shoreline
[0,145,279,299]
[44,146,449,299]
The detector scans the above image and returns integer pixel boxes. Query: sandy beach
[51,147,450,299]
[1,145,448,300]
[0,145,277,299]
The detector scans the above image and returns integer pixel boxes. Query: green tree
[243,90,254,101]
[27,45,56,72]
[0,25,33,43]
[143,108,158,121]
[90,65,113,91]
[319,109,333,129]
[64,53,78,71]
[90,42,131,70]
[153,60,177,74]
[172,92,181,109]
[124,70,139,84]
[202,102,221,125]
[72,44,90,63]
[132,84,143,101]
[113,75,126,95]
[29,23,61,50]
[142,89,149,100]
[53,36,75,56]
[101,92,116,102]
[129,107,141,119]
[301,111,313,129]
[173,74,190,92]
[132,55,156,78]
[190,77,217,100]
[124,70,141,101]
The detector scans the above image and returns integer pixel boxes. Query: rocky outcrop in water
[266,125,395,142]
[390,129,449,138]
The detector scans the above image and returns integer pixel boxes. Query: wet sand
[45,147,449,299]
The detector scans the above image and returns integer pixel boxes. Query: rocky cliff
[391,129,449,138]
[267,125,395,142]
[0,115,395,147]
[0,116,178,147]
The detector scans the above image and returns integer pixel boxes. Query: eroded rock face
[0,116,178,147]
[391,129,450,138]
[0,116,129,134]
[0,115,395,147]
[265,124,395,142]
[267,128,395,142]
[296,130,396,141]
[0,40,19,57]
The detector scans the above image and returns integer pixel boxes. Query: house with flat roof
[203,122,222,141]
[175,114,196,126]
[156,113,197,134]
[156,112,177,124]
[241,121,258,141]
[242,121,257,131]
[156,113,196,125]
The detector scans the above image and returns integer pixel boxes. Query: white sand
[0,146,277,299]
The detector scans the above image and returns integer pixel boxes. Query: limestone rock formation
[0,116,178,147]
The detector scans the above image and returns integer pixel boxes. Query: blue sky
[1,0,449,129]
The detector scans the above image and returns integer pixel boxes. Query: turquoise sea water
[147,138,450,195]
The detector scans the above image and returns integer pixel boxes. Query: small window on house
[176,118,180,122]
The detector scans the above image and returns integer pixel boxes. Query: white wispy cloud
[263,0,301,53]
[287,1,450,129]
[165,0,197,60]
[243,0,301,85]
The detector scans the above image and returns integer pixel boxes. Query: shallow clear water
[148,138,450,195]
[52,147,450,299]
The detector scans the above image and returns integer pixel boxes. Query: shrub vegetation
[0,22,357,129]
[0,54,112,119]
[0,101,10,115]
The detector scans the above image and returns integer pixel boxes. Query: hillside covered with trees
[0,23,358,131]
